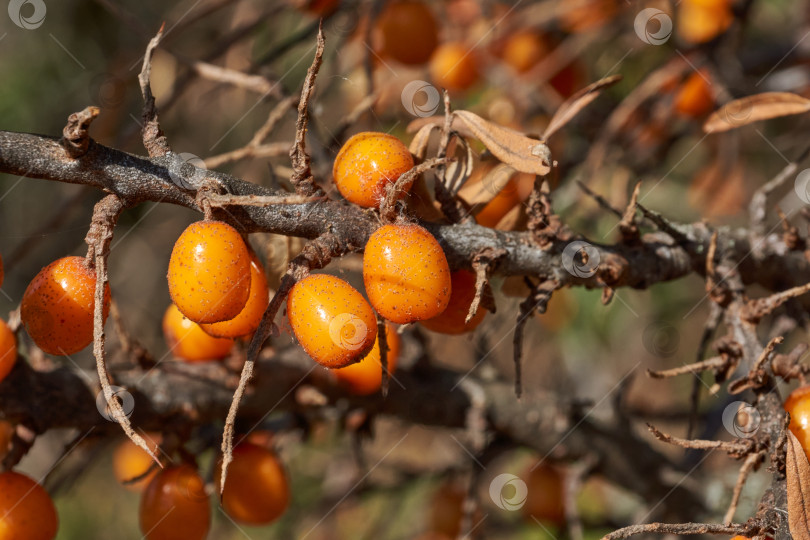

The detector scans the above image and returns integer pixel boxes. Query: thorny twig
[138,25,171,157]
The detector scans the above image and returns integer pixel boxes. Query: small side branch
[289,23,326,197]
[61,107,100,159]
[138,24,171,157]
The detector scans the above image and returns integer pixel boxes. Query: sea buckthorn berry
[113,433,162,492]
[429,42,479,92]
[0,421,13,459]
[0,470,59,540]
[784,386,810,457]
[363,224,451,324]
[334,322,400,395]
[214,442,290,525]
[0,320,16,383]
[200,250,270,338]
[502,31,548,74]
[377,1,439,65]
[287,274,377,368]
[523,462,565,525]
[675,71,714,118]
[677,0,733,44]
[333,132,415,209]
[163,304,234,362]
[21,256,110,356]
[139,464,210,540]
[428,482,482,538]
[420,270,486,335]
[167,220,251,324]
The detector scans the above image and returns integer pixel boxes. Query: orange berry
[0,421,13,460]
[303,0,339,16]
[785,386,810,458]
[428,482,472,538]
[677,1,733,44]
[429,42,479,92]
[21,256,110,356]
[0,320,16,384]
[112,433,162,492]
[363,224,451,324]
[558,0,618,33]
[377,1,439,65]
[287,274,377,368]
[140,464,210,540]
[214,442,290,525]
[675,71,714,118]
[420,270,486,335]
[333,132,415,209]
[200,250,270,338]
[502,31,548,74]
[523,462,565,525]
[163,304,234,362]
[167,220,251,324]
[333,322,400,395]
[0,470,59,540]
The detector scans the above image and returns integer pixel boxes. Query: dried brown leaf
[444,134,475,194]
[454,110,551,176]
[787,430,810,540]
[543,74,622,140]
[457,163,519,208]
[408,123,440,160]
[704,92,810,133]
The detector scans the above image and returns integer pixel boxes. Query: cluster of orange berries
[374,0,585,95]
[110,434,289,539]
[280,131,487,393]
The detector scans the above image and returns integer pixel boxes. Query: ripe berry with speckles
[332,132,415,208]
[21,256,110,355]
[167,220,251,324]
[287,274,377,368]
[0,470,59,539]
[200,249,270,338]
[363,223,451,324]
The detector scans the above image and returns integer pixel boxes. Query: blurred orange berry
[163,304,235,362]
[377,1,439,65]
[333,322,400,395]
[429,42,479,92]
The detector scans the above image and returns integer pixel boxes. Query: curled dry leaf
[787,430,810,540]
[703,92,810,133]
[543,74,623,140]
[409,123,440,160]
[457,163,519,207]
[407,112,552,176]
[454,110,551,176]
